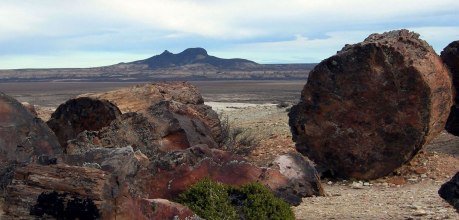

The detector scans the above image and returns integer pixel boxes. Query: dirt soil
[212,102,459,220]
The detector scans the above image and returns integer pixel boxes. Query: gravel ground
[209,102,459,220]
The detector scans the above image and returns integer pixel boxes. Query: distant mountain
[129,48,260,69]
[0,48,316,82]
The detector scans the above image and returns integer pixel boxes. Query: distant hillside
[0,48,317,82]
[130,48,260,69]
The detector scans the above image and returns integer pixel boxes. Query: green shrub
[240,183,295,220]
[176,177,294,220]
[176,177,238,220]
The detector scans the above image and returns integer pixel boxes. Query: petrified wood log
[0,93,61,192]
[67,101,218,158]
[78,81,222,143]
[289,30,453,179]
[47,97,122,149]
[442,41,459,135]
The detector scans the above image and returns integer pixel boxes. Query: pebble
[327,181,333,185]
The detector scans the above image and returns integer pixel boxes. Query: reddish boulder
[67,101,218,158]
[0,93,61,192]
[289,30,453,179]
[442,41,459,135]
[132,144,323,206]
[47,97,122,149]
[78,81,222,143]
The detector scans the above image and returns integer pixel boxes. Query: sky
[0,0,458,69]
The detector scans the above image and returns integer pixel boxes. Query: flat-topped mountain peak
[131,47,258,69]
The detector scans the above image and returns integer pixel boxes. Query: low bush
[176,177,295,220]
[218,113,259,156]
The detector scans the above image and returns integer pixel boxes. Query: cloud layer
[0,0,457,68]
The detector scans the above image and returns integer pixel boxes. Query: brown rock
[1,147,148,220]
[270,153,325,198]
[67,101,218,158]
[386,177,407,185]
[132,144,320,206]
[79,81,204,113]
[289,29,453,180]
[442,41,459,135]
[79,81,222,143]
[3,164,113,219]
[0,93,61,192]
[47,97,122,149]
[415,168,429,174]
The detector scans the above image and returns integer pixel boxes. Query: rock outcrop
[439,171,459,213]
[2,82,324,219]
[289,29,453,179]
[66,101,218,157]
[0,93,61,192]
[47,97,122,149]
[79,81,222,143]
[442,41,459,135]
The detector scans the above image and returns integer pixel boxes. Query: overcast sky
[0,0,458,69]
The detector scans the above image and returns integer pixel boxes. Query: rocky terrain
[217,103,459,219]
[0,48,314,82]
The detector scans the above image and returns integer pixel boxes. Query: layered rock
[289,30,453,179]
[442,41,459,135]
[47,97,122,149]
[0,93,61,192]
[438,171,459,213]
[78,81,222,143]
[67,101,218,157]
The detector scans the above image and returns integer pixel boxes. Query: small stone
[408,178,418,181]
[327,181,333,185]
[414,209,427,216]
[363,182,371,186]
[421,174,428,178]
[386,177,407,185]
[415,168,429,174]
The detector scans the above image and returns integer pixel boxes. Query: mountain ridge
[129,47,260,69]
[0,48,316,82]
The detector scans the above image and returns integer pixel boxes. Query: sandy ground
[208,102,459,220]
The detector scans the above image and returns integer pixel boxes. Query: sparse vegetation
[218,113,259,156]
[176,176,294,220]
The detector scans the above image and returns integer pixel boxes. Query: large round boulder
[289,30,453,179]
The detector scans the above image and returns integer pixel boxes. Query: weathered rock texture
[79,81,222,143]
[442,41,459,135]
[0,93,61,192]
[289,29,453,180]
[66,101,218,157]
[270,153,325,199]
[47,97,122,149]
[438,171,459,213]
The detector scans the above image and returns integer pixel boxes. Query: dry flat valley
[1,80,458,219]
